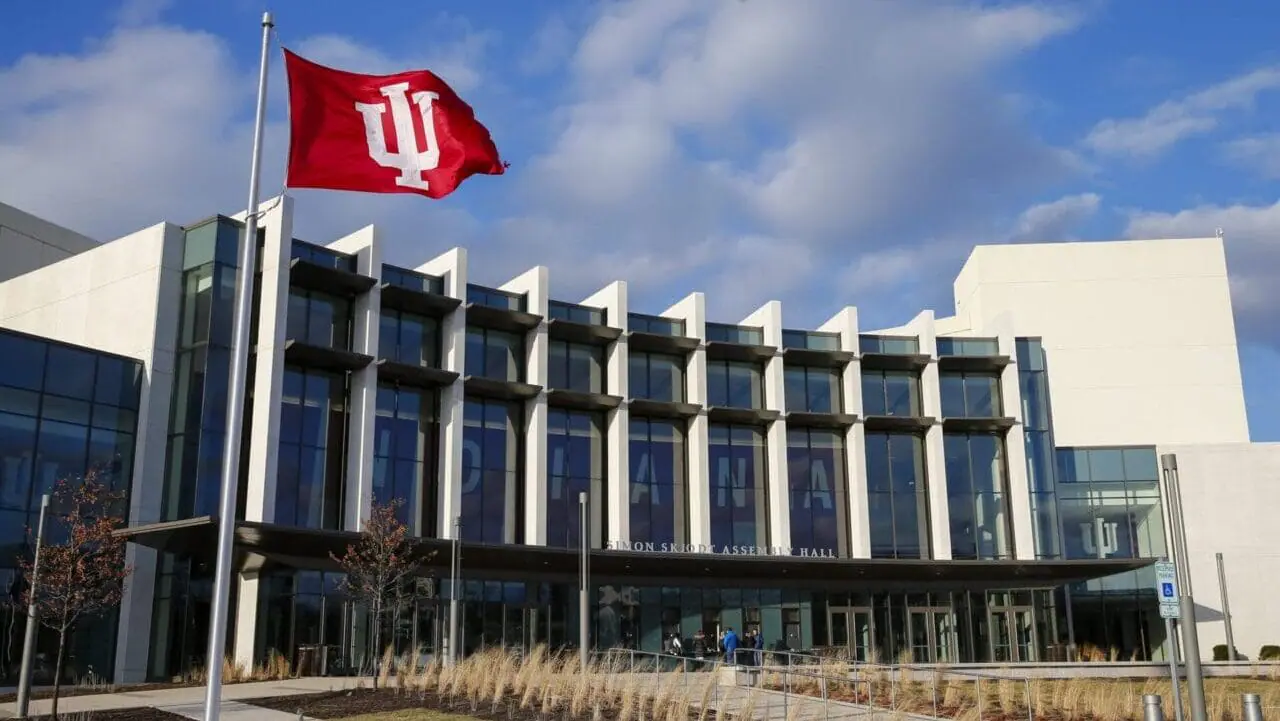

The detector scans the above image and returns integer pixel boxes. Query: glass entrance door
[828,607,874,662]
[989,607,1037,662]
[906,607,954,663]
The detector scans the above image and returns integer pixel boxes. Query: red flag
[283,49,505,199]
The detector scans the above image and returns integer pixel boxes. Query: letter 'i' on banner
[282,49,506,199]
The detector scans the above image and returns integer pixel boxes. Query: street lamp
[16,493,51,720]
[579,491,589,672]
[448,516,461,666]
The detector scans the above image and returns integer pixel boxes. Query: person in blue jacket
[722,626,739,664]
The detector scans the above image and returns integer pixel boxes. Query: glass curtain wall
[708,424,768,550]
[783,367,841,413]
[372,384,439,534]
[465,327,524,381]
[546,409,604,548]
[628,418,688,546]
[276,368,348,530]
[786,428,848,556]
[1017,339,1062,558]
[379,309,440,368]
[162,219,240,520]
[1057,446,1166,660]
[548,341,604,392]
[628,352,685,402]
[944,433,1013,559]
[939,372,1002,418]
[0,330,142,685]
[460,399,522,544]
[861,371,921,416]
[706,361,764,408]
[286,289,353,349]
[864,432,930,559]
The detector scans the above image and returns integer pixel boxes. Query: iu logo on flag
[283,49,505,199]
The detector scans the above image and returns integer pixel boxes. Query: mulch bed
[247,688,729,721]
[29,708,188,720]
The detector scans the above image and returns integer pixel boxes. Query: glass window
[864,432,928,559]
[464,326,524,382]
[373,384,439,534]
[629,352,684,403]
[1123,448,1159,481]
[784,366,842,414]
[549,341,605,393]
[944,432,1012,559]
[861,370,920,416]
[285,289,353,350]
[0,333,46,392]
[786,428,847,556]
[275,368,346,530]
[44,345,97,401]
[547,409,605,548]
[460,399,522,544]
[708,424,768,550]
[707,361,763,409]
[1088,449,1126,482]
[939,372,1003,417]
[0,412,38,511]
[629,418,687,546]
[378,309,440,368]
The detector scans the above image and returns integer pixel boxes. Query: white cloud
[1084,67,1280,158]
[1223,133,1280,179]
[0,1,1089,331]
[1008,192,1101,243]
[1125,200,1280,345]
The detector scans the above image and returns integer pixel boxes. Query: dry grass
[768,660,1280,721]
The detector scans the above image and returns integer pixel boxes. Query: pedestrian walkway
[0,676,368,719]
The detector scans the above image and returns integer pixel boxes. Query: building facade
[0,197,1271,685]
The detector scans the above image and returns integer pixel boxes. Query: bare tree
[19,472,132,719]
[330,499,429,686]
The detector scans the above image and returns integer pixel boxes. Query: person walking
[693,629,707,659]
[753,628,764,666]
[723,626,739,665]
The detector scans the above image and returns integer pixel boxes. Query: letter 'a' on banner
[282,49,505,199]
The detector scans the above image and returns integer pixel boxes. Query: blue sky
[2,0,1279,440]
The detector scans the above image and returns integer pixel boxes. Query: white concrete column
[995,331,1036,559]
[501,267,550,546]
[820,307,870,558]
[583,281,629,545]
[114,224,185,683]
[665,293,709,547]
[417,248,467,540]
[742,300,789,550]
[232,572,260,669]
[241,195,294,524]
[329,226,380,532]
[913,311,953,560]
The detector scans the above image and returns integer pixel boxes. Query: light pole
[16,493,51,720]
[1161,453,1206,721]
[1216,553,1236,662]
[579,491,589,672]
[448,515,461,666]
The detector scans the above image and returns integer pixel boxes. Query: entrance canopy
[119,517,1152,590]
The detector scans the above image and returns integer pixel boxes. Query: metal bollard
[1144,694,1165,721]
[1243,693,1264,721]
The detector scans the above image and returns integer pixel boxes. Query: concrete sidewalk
[0,676,371,719]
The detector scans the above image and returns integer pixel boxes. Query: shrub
[1213,645,1241,661]
[1259,645,1280,661]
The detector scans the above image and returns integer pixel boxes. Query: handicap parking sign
[1161,582,1175,598]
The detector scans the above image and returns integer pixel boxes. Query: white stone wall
[1158,443,1280,661]
[950,238,1249,447]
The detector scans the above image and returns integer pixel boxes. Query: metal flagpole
[16,493,51,720]
[579,492,589,672]
[203,11,274,721]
